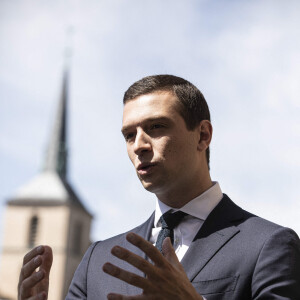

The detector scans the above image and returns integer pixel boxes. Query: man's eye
[125,133,134,141]
[151,124,164,129]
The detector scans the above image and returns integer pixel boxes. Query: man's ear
[197,120,213,152]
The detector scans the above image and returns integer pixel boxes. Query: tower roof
[43,69,68,178]
[8,70,91,215]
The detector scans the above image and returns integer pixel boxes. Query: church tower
[0,70,92,300]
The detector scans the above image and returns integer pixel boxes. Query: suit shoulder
[221,194,299,240]
[238,207,298,237]
[246,216,300,244]
[92,211,154,251]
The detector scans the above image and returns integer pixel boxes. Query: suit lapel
[124,212,155,263]
[181,195,245,281]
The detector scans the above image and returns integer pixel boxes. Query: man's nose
[133,130,151,155]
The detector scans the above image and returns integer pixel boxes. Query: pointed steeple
[10,68,90,212]
[43,70,68,178]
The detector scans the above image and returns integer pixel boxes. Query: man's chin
[141,181,155,192]
[140,179,163,194]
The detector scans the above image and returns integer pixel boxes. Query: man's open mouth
[137,162,156,172]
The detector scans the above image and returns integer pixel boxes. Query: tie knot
[159,210,187,230]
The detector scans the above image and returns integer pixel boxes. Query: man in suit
[18,75,300,300]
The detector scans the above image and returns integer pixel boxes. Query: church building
[0,70,92,300]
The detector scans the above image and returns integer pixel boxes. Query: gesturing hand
[18,245,53,300]
[103,233,203,300]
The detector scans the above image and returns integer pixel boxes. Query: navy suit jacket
[66,195,300,299]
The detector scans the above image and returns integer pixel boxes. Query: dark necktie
[155,210,187,253]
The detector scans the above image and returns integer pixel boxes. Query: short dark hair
[123,74,211,167]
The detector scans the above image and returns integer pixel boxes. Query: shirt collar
[154,181,223,227]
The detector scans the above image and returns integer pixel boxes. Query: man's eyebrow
[121,126,130,135]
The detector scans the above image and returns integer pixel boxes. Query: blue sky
[0,0,300,247]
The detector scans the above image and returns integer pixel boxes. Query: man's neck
[156,176,213,208]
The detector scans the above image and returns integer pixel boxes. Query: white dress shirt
[150,182,223,261]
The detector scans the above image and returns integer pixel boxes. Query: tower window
[72,222,82,255]
[28,215,39,248]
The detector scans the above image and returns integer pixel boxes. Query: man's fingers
[40,246,53,273]
[103,262,151,290]
[126,233,166,266]
[19,270,45,298]
[20,255,43,281]
[18,246,52,300]
[19,246,52,284]
[111,246,156,277]
[22,246,45,266]
[35,246,52,295]
[19,246,45,287]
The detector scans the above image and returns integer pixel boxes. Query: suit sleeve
[252,227,300,299]
[65,242,100,300]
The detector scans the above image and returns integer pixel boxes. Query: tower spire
[43,69,68,178]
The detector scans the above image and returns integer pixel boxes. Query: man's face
[122,91,203,201]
